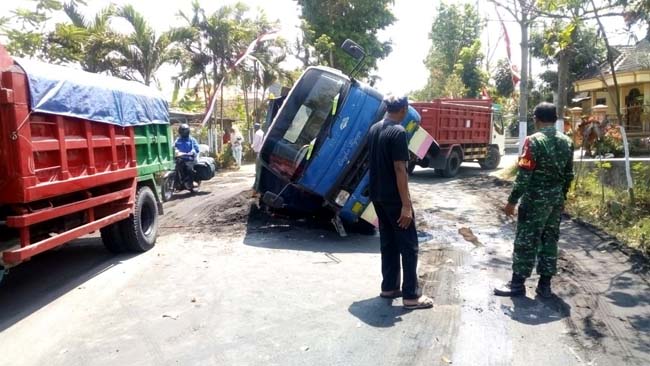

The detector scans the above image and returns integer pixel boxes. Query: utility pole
[518,11,529,154]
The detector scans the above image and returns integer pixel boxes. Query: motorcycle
[161,153,216,201]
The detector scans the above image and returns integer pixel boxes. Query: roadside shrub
[216,143,235,169]
[594,127,624,157]
[567,162,650,256]
[630,137,650,155]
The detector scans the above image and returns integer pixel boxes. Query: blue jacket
[175,136,200,160]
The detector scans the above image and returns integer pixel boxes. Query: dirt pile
[197,190,257,233]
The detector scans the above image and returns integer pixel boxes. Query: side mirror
[341,39,365,61]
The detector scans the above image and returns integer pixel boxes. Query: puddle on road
[417,230,434,243]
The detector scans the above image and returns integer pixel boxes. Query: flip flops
[403,296,434,310]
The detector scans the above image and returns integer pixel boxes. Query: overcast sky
[1,0,645,97]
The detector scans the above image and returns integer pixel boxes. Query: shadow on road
[504,295,571,326]
[165,190,211,202]
[348,296,411,328]
[242,204,380,254]
[0,238,132,332]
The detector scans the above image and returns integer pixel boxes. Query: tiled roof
[579,39,650,80]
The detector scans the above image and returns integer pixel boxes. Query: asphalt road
[0,158,648,366]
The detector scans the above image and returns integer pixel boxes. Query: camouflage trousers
[512,199,563,277]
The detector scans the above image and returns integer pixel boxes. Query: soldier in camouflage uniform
[494,102,574,298]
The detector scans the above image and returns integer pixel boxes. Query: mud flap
[331,215,348,237]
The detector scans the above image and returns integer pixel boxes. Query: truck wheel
[407,161,417,175]
[161,174,174,202]
[479,146,501,170]
[121,186,159,252]
[442,150,461,178]
[100,222,126,253]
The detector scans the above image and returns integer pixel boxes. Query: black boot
[494,273,526,297]
[535,275,553,298]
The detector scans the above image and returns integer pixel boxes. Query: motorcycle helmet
[178,123,190,138]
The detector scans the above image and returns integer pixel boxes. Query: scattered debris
[458,227,482,247]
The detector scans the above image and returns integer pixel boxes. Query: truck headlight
[335,190,350,206]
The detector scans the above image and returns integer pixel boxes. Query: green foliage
[494,59,515,98]
[620,0,650,39]
[416,2,485,99]
[55,3,123,74]
[442,74,466,99]
[530,24,605,81]
[567,162,650,255]
[296,0,396,76]
[595,135,624,157]
[173,1,278,119]
[216,143,236,169]
[111,5,180,86]
[0,0,66,59]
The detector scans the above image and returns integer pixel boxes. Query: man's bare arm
[394,160,413,228]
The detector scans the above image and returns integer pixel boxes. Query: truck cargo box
[411,99,492,146]
[0,46,169,270]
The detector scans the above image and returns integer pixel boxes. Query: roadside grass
[566,163,650,256]
[496,162,518,181]
[499,159,650,256]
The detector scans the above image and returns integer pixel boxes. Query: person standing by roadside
[230,127,244,169]
[252,123,265,192]
[494,102,575,298]
[368,95,433,310]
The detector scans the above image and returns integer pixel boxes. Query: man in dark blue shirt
[174,123,200,160]
[368,95,433,310]
[174,123,200,190]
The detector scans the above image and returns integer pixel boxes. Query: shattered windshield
[261,68,348,180]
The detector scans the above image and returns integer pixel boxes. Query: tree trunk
[590,0,622,124]
[518,13,529,154]
[219,80,224,153]
[243,82,251,133]
[556,49,570,132]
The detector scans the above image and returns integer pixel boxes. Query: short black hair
[384,95,408,113]
[533,102,557,123]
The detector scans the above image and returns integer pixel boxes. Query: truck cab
[259,66,384,214]
[257,65,428,230]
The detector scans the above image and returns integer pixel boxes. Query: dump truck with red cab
[0,46,172,283]
[409,99,505,177]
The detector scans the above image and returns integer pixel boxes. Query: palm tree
[50,3,121,73]
[113,5,182,86]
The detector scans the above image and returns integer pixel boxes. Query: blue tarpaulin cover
[14,57,169,126]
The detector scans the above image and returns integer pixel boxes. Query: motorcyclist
[174,123,200,190]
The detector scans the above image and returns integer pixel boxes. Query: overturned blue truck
[255,40,435,235]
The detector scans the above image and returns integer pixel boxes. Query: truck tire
[161,174,174,202]
[121,186,159,252]
[442,150,461,178]
[479,146,501,170]
[100,222,126,253]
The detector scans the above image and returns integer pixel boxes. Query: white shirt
[252,129,265,153]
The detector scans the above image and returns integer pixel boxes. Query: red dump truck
[409,99,505,177]
[0,46,170,283]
